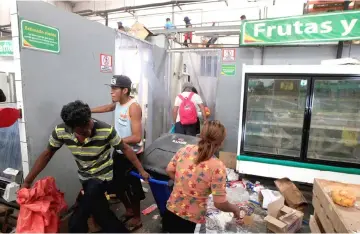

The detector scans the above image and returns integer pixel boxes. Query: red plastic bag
[16,177,67,233]
[0,108,21,128]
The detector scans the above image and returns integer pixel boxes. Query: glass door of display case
[241,76,309,158]
[307,78,360,165]
[241,74,360,168]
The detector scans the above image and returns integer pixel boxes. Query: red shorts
[184,32,193,41]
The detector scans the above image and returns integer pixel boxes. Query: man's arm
[193,94,207,121]
[121,143,148,179]
[23,149,56,188]
[23,128,63,188]
[172,96,181,123]
[122,103,142,144]
[91,103,116,113]
[108,127,149,181]
[198,103,207,122]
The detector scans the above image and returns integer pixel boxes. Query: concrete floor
[110,176,313,233]
[111,183,163,233]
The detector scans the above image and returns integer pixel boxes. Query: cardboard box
[275,177,307,212]
[264,196,304,233]
[309,215,322,233]
[258,189,282,209]
[219,151,237,169]
[128,22,153,40]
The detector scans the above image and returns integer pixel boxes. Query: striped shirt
[48,120,124,181]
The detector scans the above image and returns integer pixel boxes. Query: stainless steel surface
[17,1,115,205]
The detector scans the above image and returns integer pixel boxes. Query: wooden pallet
[309,214,323,233]
[311,179,360,233]
[0,204,14,233]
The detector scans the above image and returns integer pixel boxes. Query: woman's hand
[232,206,241,219]
[233,207,246,224]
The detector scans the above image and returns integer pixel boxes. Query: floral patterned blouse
[166,145,227,224]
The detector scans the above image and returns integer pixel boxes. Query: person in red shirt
[183,17,193,47]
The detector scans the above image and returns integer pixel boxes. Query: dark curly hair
[60,100,91,129]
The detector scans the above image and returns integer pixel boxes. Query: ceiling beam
[74,0,216,16]
[151,25,241,34]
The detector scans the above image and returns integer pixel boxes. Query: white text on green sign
[0,40,13,56]
[21,20,60,53]
[241,11,360,45]
[221,64,236,76]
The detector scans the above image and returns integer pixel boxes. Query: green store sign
[0,40,13,56]
[241,11,360,45]
[21,19,60,53]
[221,64,236,76]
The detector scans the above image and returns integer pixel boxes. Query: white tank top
[114,99,143,154]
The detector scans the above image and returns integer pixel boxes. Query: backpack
[178,92,198,125]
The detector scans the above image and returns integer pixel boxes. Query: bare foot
[120,209,134,222]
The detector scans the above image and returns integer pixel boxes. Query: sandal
[125,221,143,232]
[120,214,134,223]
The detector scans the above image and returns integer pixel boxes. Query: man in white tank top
[91,75,144,231]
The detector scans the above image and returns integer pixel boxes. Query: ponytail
[197,139,215,164]
[196,120,226,164]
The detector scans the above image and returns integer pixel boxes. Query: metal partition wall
[170,50,221,122]
[240,65,360,169]
[168,48,255,153]
[183,50,220,121]
[115,32,171,145]
[17,1,117,205]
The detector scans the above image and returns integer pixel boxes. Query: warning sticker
[100,54,113,73]
[222,48,236,62]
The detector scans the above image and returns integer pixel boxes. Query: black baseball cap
[108,75,132,88]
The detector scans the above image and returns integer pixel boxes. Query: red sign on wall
[222,49,236,62]
[100,54,113,73]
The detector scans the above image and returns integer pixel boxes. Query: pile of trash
[205,170,308,233]
[205,177,267,233]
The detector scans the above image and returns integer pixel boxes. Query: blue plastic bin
[130,171,172,216]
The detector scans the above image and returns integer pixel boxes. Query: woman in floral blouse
[163,120,240,233]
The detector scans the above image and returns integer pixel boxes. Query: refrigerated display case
[237,65,360,184]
